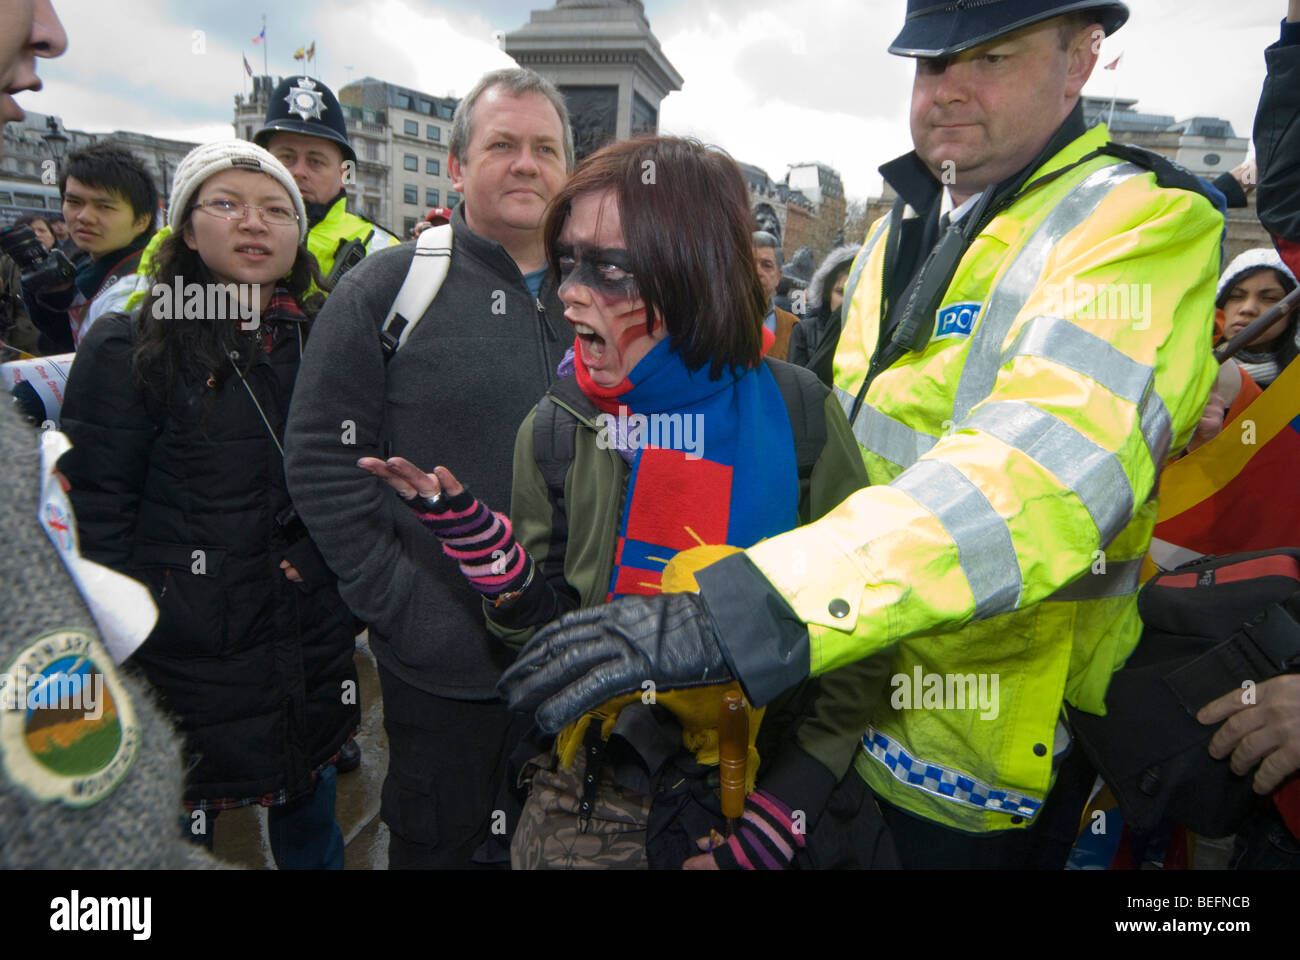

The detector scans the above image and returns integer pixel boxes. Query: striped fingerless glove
[712,789,806,870]
[407,487,532,598]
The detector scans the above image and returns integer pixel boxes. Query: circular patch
[0,629,139,807]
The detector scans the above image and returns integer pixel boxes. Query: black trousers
[377,664,523,869]
[876,743,1097,869]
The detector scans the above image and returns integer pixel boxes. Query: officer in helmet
[502,0,1230,870]
[254,75,398,285]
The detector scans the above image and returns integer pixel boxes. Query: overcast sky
[19,0,1288,201]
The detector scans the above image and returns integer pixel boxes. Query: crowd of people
[1,0,1298,874]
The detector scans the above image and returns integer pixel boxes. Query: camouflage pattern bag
[511,738,654,870]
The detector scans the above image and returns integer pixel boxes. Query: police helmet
[252,75,356,166]
[889,0,1129,59]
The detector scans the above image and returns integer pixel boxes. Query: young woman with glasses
[58,140,359,869]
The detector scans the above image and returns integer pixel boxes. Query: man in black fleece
[284,68,573,869]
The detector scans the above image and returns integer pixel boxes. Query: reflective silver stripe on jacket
[1002,313,1174,471]
[834,386,939,469]
[962,400,1134,547]
[839,218,890,331]
[1045,556,1143,602]
[951,162,1143,424]
[891,459,1022,618]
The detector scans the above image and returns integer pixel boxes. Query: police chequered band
[862,725,1043,819]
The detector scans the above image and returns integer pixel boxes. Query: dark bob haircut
[543,136,766,379]
[59,142,159,227]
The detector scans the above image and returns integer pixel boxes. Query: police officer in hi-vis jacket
[501,0,1227,869]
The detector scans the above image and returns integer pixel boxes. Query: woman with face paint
[360,137,892,870]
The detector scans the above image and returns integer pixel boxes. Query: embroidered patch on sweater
[0,629,139,806]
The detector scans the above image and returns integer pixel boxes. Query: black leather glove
[499,592,733,734]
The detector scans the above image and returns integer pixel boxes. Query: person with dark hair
[284,66,573,869]
[56,140,359,869]
[1214,248,1298,389]
[358,136,891,870]
[24,142,156,353]
[787,243,860,385]
[503,1,1229,871]
[15,213,55,249]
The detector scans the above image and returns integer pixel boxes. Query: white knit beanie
[168,139,307,242]
[1216,247,1297,304]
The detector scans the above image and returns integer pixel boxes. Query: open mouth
[572,321,607,361]
[235,245,272,257]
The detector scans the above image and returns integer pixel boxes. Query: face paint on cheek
[615,319,651,353]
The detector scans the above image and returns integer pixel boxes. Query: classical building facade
[235,74,459,238]
[1,111,193,227]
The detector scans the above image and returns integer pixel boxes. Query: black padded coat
[58,310,359,804]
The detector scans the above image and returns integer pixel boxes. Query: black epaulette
[1096,142,1222,207]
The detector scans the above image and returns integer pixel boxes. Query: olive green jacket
[488,364,891,784]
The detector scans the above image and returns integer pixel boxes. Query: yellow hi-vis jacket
[742,123,1222,833]
[308,195,399,280]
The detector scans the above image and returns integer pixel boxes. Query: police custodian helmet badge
[0,629,139,807]
[284,77,326,122]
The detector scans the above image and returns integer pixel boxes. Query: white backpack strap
[379,223,453,362]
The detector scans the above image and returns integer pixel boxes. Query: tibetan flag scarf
[572,335,797,599]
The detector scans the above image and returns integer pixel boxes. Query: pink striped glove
[407,487,532,598]
[712,789,806,870]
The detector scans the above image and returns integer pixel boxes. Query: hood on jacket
[807,244,861,313]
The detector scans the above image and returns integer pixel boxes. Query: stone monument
[505,0,683,162]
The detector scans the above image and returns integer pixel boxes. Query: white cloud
[15,0,1287,201]
[653,0,916,199]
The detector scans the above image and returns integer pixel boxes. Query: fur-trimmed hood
[807,244,860,312]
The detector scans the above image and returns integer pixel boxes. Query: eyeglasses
[192,198,299,227]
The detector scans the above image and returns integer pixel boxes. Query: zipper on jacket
[536,296,557,386]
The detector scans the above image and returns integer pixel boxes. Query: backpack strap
[379,223,452,364]
[763,357,828,507]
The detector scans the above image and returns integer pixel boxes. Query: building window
[426,124,440,142]
[403,153,418,171]
[403,216,417,237]
[446,191,460,208]
[425,158,439,176]
[397,93,412,110]
[366,141,379,161]
[1203,153,1222,167]
[420,99,433,115]
[425,188,439,207]
[244,125,253,140]
[404,119,418,136]
[404,184,418,205]
[440,104,454,120]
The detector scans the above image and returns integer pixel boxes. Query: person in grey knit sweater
[0,404,217,868]
[283,68,573,868]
